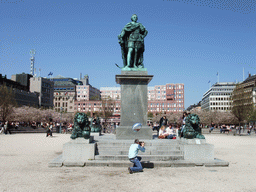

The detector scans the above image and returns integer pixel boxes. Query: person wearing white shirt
[166,125,176,139]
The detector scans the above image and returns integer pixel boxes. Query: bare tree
[232,84,253,128]
[0,84,17,122]
[100,97,115,131]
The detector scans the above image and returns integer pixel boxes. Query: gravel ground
[0,133,256,192]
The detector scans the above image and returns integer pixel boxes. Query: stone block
[90,132,101,137]
[182,143,214,161]
[63,161,85,167]
[48,155,63,167]
[115,71,153,140]
[62,137,96,164]
[180,138,206,145]
[121,71,148,75]
[116,126,152,140]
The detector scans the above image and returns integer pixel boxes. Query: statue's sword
[115,63,122,69]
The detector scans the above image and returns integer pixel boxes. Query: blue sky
[1,0,255,108]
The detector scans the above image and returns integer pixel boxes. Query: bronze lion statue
[70,112,91,139]
[183,114,205,139]
[90,116,102,132]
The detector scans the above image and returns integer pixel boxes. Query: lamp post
[60,107,63,133]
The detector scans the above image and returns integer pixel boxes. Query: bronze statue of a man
[118,14,148,69]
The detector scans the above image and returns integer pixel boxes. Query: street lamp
[60,107,63,133]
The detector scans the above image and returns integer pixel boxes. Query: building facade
[53,75,100,113]
[74,87,113,116]
[100,87,121,100]
[201,82,235,111]
[76,83,184,115]
[76,85,101,101]
[0,74,39,107]
[232,74,256,110]
[147,83,185,114]
[52,75,82,113]
[30,77,54,108]
[11,73,33,91]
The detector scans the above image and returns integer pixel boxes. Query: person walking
[46,123,53,137]
[128,139,145,174]
[4,121,12,134]
[0,123,4,134]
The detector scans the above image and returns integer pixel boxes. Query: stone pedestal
[181,139,214,161]
[116,71,153,140]
[62,137,95,166]
[90,132,101,137]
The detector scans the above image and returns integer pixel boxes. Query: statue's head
[187,114,200,126]
[131,14,138,22]
[74,112,88,126]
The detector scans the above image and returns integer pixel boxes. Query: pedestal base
[181,139,214,161]
[116,126,152,140]
[62,137,95,166]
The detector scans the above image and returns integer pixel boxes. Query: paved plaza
[0,133,256,192]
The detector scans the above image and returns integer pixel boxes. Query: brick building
[74,83,184,118]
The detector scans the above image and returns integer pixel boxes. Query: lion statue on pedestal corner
[183,113,205,139]
[70,112,91,140]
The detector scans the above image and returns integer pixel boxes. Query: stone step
[95,155,184,161]
[83,159,229,167]
[49,155,229,168]
[96,145,182,151]
[98,150,183,156]
[96,142,181,148]
[96,139,180,144]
